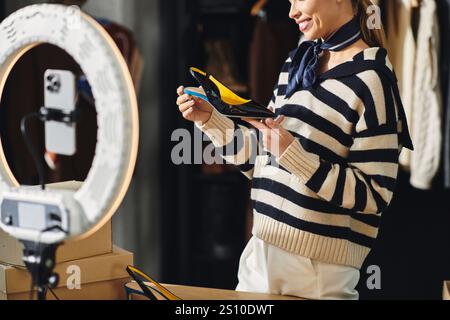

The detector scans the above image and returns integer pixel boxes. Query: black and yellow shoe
[186,67,275,119]
[125,265,182,300]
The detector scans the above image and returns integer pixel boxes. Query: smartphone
[44,69,77,156]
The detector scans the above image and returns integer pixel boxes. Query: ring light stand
[0,4,139,299]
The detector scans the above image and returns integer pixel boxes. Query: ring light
[0,4,139,245]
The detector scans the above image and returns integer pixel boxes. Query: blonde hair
[352,0,386,47]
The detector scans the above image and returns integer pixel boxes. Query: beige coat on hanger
[384,0,417,171]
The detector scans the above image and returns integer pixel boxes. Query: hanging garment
[383,0,418,171]
[410,0,443,190]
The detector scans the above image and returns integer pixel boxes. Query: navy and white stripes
[196,47,413,269]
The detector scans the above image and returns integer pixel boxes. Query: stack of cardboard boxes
[0,220,133,300]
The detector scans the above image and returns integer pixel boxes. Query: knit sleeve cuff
[277,139,321,184]
[195,108,236,148]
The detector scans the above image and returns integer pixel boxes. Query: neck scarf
[286,16,362,97]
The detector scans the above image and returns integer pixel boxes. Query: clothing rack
[363,0,450,300]
[380,0,450,190]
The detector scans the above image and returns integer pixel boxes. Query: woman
[176,0,413,300]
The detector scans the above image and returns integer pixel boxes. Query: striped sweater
[195,47,414,269]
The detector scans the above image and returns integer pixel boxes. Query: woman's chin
[301,31,320,41]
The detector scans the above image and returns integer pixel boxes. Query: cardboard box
[0,246,133,300]
[0,220,112,267]
[1,278,129,300]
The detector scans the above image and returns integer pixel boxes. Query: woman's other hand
[244,108,295,158]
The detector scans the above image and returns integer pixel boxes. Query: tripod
[22,241,61,300]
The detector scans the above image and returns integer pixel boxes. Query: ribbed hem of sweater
[252,213,370,269]
[276,139,321,184]
[195,109,235,148]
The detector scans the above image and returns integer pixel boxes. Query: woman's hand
[176,86,213,125]
[243,110,295,158]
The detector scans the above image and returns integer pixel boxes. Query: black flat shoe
[186,67,276,119]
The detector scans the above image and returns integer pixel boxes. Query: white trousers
[236,236,360,300]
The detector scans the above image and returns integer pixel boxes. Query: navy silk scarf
[286,16,362,97]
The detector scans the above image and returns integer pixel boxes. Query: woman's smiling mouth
[298,18,313,32]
